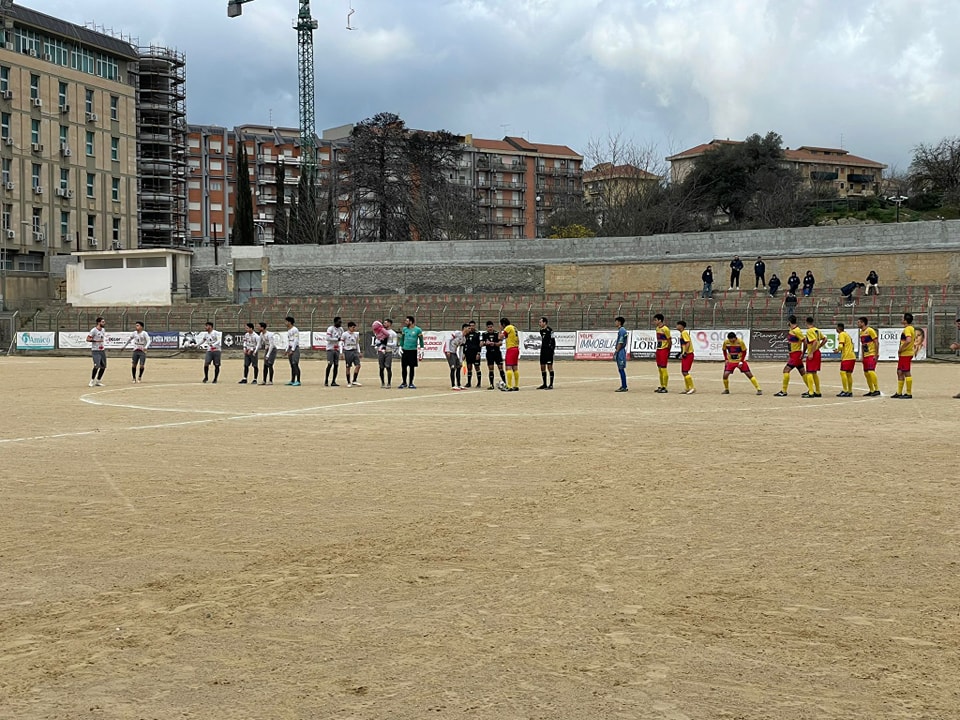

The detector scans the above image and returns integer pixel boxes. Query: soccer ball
[498,380,507,390]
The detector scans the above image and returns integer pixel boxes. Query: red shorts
[840,360,855,373]
[862,356,877,372]
[805,351,822,373]
[788,351,803,368]
[505,347,520,366]
[681,354,694,373]
[897,356,912,372]
[655,348,670,368]
[725,361,750,374]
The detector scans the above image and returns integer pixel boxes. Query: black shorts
[486,350,503,366]
[402,349,419,368]
[539,352,555,365]
[464,350,480,365]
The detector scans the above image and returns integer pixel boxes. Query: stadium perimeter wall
[189,221,960,298]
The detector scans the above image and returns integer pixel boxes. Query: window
[109,95,118,121]
[32,163,42,189]
[187,180,200,190]
[112,217,121,243]
[1,158,10,184]
[86,131,94,156]
[0,66,8,93]
[1,203,10,231]
[1,112,9,140]
[32,207,42,234]
[210,181,222,191]
[111,177,120,202]
[60,168,69,190]
[31,119,40,145]
[86,173,95,198]
[58,81,67,108]
[17,254,42,272]
[59,125,68,146]
[30,73,39,100]
[60,210,69,240]
[127,256,166,269]
[87,214,96,239]
[210,160,222,171]
[85,258,123,269]
[110,136,119,161]
[85,88,94,114]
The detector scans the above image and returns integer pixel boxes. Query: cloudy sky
[26,0,960,172]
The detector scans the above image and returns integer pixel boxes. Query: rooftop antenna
[500,123,511,137]
[346,1,356,30]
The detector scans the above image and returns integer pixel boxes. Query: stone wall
[190,220,960,298]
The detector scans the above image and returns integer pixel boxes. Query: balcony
[809,171,839,181]
[847,174,875,184]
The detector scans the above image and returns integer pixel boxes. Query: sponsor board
[748,329,790,361]
[688,328,750,361]
[575,330,621,360]
[310,332,329,351]
[879,326,926,361]
[145,331,180,351]
[519,331,576,359]
[59,331,133,350]
[421,330,457,360]
[16,331,55,350]
[629,329,680,360]
[818,328,860,360]
[751,327,923,361]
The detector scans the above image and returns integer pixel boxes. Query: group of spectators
[700,257,882,305]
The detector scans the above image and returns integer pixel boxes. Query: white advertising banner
[59,331,133,349]
[16,331,55,350]
[878,327,927,361]
[310,332,328,351]
[421,330,457,359]
[629,329,681,359]
[688,328,751,361]
[818,328,861,360]
[575,330,621,360]
[519,331,576,359]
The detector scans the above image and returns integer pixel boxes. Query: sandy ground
[0,354,958,720]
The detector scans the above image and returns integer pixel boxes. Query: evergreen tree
[231,141,256,245]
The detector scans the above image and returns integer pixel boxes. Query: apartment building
[0,1,139,278]
[583,162,661,207]
[667,139,887,197]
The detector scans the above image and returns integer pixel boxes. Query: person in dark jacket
[784,291,798,314]
[768,274,781,297]
[729,256,744,290]
[802,270,815,297]
[841,281,865,306]
[701,265,714,299]
[787,271,801,295]
[754,257,766,289]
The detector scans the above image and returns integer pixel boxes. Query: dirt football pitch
[1,355,958,719]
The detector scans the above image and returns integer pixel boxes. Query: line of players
[617,312,918,398]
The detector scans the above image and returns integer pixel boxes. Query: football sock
[513,369,519,388]
[750,376,760,390]
[549,370,554,387]
[722,377,729,390]
[685,375,694,391]
[897,379,904,394]
[541,371,547,385]
[782,373,790,392]
[866,371,878,392]
[812,374,821,394]
[905,377,913,394]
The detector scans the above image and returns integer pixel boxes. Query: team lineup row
[82,312,959,398]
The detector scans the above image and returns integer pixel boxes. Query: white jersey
[242,332,261,354]
[443,330,464,357]
[129,329,151,351]
[197,330,221,351]
[261,331,276,355]
[286,326,300,352]
[341,330,360,352]
[325,325,343,351]
[88,326,106,351]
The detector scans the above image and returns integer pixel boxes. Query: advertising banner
[688,328,751,361]
[879,327,927,361]
[818,328,861,361]
[310,332,328,351]
[59,331,133,350]
[575,330,621,360]
[748,329,790,361]
[147,331,181,351]
[16,331,55,350]
[629,329,680,359]
[421,330,456,360]
[519,331,576,359]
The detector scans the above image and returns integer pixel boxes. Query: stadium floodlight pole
[226,0,256,18]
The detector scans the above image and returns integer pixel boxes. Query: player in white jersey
[121,320,151,382]
[284,315,301,386]
[197,321,222,384]
[86,316,107,387]
[258,321,276,385]
[378,318,398,389]
[324,316,343,387]
[342,321,362,386]
[238,322,261,384]
[444,324,467,390]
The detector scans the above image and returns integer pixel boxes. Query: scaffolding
[134,46,188,247]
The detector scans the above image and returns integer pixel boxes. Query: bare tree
[909,136,960,208]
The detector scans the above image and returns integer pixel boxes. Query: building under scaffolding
[135,46,188,247]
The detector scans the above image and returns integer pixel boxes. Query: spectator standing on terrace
[866,270,880,295]
[729,255,744,290]
[802,271,816,297]
[754,256,766,289]
[701,265,714,299]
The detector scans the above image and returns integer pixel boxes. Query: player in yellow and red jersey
[835,322,856,397]
[857,316,880,396]
[802,316,827,398]
[653,313,671,393]
[775,315,808,396]
[892,312,916,399]
[721,332,762,395]
[675,320,695,394]
[499,317,520,391]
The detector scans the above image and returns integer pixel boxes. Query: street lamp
[888,195,908,223]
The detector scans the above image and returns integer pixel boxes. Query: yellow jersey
[786,326,805,353]
[501,324,519,349]
[656,325,671,350]
[722,338,747,362]
[679,329,692,356]
[837,331,855,361]
[860,327,878,357]
[805,326,824,353]
[899,325,915,357]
